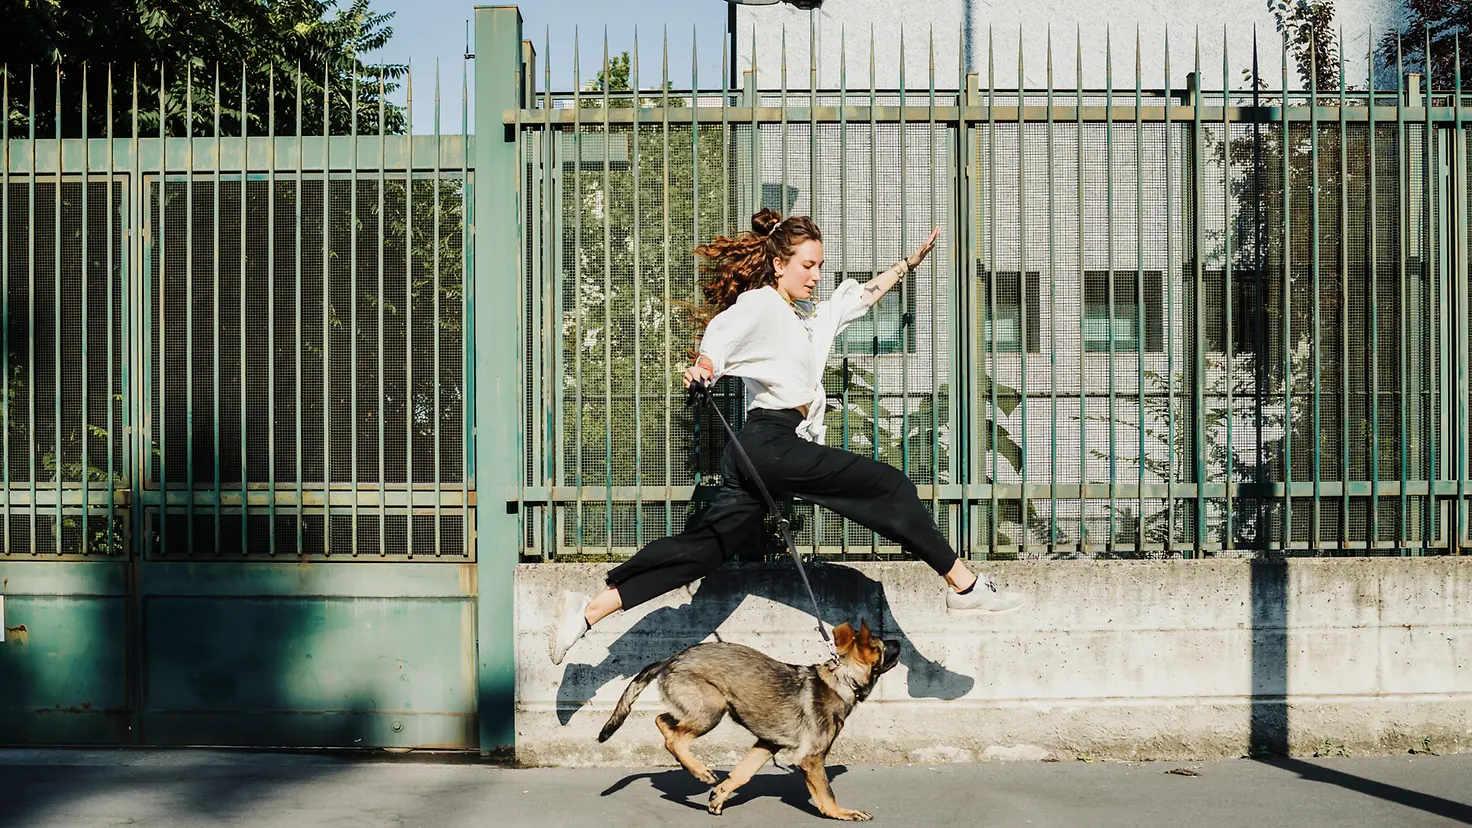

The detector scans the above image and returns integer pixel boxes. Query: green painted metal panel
[142,597,474,718]
[473,4,523,755]
[0,595,130,744]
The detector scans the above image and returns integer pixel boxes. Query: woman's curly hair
[684,208,822,358]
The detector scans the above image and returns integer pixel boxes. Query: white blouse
[698,280,873,443]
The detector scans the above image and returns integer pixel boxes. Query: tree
[1377,0,1472,90]
[3,0,405,137]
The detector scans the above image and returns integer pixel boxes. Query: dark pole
[728,2,739,89]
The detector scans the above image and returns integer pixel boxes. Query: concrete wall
[517,558,1471,767]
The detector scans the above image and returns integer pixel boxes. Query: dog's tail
[597,657,670,743]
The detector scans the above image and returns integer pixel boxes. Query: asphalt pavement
[1,748,1469,827]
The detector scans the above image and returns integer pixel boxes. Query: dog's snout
[879,639,901,671]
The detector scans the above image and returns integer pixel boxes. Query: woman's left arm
[859,227,941,307]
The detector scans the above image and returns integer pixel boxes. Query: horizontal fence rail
[512,26,1470,560]
[1,60,473,559]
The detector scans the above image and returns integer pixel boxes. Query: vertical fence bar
[349,58,360,554]
[240,63,249,557]
[1368,29,1380,548]
[1047,31,1058,551]
[28,66,37,555]
[1309,41,1322,551]
[540,35,555,557]
[107,65,117,552]
[1164,32,1176,554]
[634,31,647,545]
[900,25,910,480]
[295,64,306,554]
[1281,33,1294,551]
[82,64,92,553]
[573,36,584,554]
[266,66,279,555]
[929,30,940,529]
[1456,37,1467,553]
[1339,32,1351,549]
[324,60,335,556]
[870,27,880,553]
[601,36,612,554]
[1136,31,1146,552]
[80,64,92,552]
[1397,40,1409,551]
[376,70,387,557]
[466,54,475,556]
[2,67,9,552]
[1253,33,1268,547]
[1016,29,1028,552]
[55,64,64,555]
[839,29,849,555]
[213,64,223,556]
[988,28,999,555]
[130,65,140,558]
[433,60,443,557]
[1077,29,1086,554]
[406,65,416,556]
[184,63,195,556]
[813,20,825,554]
[1192,35,1207,555]
[1106,29,1117,553]
[153,64,164,557]
[1223,29,1235,548]
[1422,31,1434,554]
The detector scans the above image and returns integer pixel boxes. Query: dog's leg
[797,752,871,821]
[707,739,779,816]
[656,713,718,785]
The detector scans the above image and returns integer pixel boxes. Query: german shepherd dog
[598,621,900,820]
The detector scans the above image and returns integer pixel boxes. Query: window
[1083,271,1164,353]
[834,271,917,355]
[1200,269,1264,354]
[978,270,1042,353]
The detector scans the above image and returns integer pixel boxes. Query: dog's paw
[707,785,733,815]
[831,808,872,821]
[694,768,718,786]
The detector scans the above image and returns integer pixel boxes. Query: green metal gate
[0,5,533,749]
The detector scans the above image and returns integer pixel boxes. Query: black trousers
[606,408,960,610]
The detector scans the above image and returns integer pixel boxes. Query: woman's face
[774,238,824,302]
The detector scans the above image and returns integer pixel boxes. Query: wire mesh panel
[512,43,1466,560]
[1,178,127,557]
[145,174,468,559]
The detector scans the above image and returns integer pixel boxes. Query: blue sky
[366,0,731,131]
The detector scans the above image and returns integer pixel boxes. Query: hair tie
[765,217,785,237]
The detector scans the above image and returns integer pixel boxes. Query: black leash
[687,381,837,661]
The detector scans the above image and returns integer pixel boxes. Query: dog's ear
[833,622,854,653]
[858,620,872,646]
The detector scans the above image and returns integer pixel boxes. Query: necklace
[781,291,816,320]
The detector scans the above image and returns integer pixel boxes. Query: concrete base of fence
[515,558,1472,767]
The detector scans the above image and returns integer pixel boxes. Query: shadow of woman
[555,559,975,726]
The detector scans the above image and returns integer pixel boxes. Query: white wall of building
[736,0,1407,92]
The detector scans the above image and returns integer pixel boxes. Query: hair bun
[751,208,783,238]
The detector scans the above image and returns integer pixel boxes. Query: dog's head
[832,620,902,702]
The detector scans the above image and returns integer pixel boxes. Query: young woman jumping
[551,209,1026,665]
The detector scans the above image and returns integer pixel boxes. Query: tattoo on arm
[863,283,883,297]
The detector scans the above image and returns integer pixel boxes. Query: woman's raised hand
[906,227,941,270]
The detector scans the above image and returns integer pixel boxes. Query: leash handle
[688,381,837,660]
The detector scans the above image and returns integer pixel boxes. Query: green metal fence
[0,54,487,749]
[1,63,471,559]
[509,27,1468,560]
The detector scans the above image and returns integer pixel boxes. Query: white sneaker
[549,590,591,665]
[946,575,1026,616]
